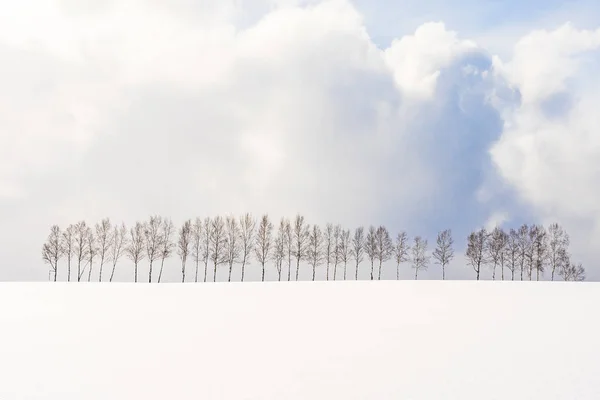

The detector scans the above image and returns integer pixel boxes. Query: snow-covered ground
[0,282,598,399]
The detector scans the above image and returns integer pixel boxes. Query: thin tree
[432,229,454,280]
[201,217,212,282]
[525,225,539,280]
[293,214,309,281]
[352,227,365,280]
[332,225,342,280]
[273,218,287,281]
[307,224,325,281]
[86,227,97,282]
[95,218,113,282]
[157,218,175,283]
[547,223,570,281]
[393,231,410,280]
[338,229,351,280]
[533,225,547,281]
[486,227,506,281]
[73,221,90,282]
[126,222,146,283]
[177,220,192,283]
[284,219,293,281]
[225,215,241,282]
[517,224,529,281]
[210,216,228,282]
[239,213,256,282]
[42,225,62,282]
[61,224,75,282]
[324,224,334,280]
[505,228,519,281]
[466,228,487,281]
[190,217,203,283]
[109,223,128,282]
[144,215,163,283]
[411,236,429,280]
[375,226,393,280]
[364,226,377,280]
[559,255,585,281]
[254,214,273,282]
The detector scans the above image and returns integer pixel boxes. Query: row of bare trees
[42,215,585,282]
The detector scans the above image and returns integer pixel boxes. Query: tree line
[41,214,586,283]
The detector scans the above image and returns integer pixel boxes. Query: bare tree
[42,225,62,282]
[190,218,203,283]
[284,219,293,281]
[364,226,377,280]
[307,224,325,281]
[109,223,128,282]
[411,236,429,280]
[293,214,309,281]
[61,224,75,282]
[338,229,351,280]
[375,226,393,280]
[393,231,410,280]
[486,227,506,281]
[95,218,113,282]
[273,218,287,281]
[210,216,228,282]
[86,227,97,282]
[225,215,241,282]
[517,224,529,281]
[126,222,146,283]
[352,227,365,280]
[254,214,273,282]
[466,228,487,281]
[202,217,212,282]
[432,229,454,280]
[73,221,90,282]
[547,223,570,281]
[332,225,342,280]
[525,225,539,280]
[324,224,334,281]
[144,215,163,283]
[559,255,585,281]
[505,228,519,281]
[239,213,256,282]
[157,218,175,283]
[177,220,192,283]
[532,225,547,281]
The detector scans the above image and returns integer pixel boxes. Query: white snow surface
[0,281,598,399]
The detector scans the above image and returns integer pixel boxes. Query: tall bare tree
[254,215,273,282]
[525,225,539,280]
[177,219,192,283]
[202,217,212,282]
[191,218,203,283]
[293,214,309,281]
[273,218,287,281]
[126,222,146,283]
[432,229,453,280]
[532,225,547,281]
[210,216,228,282]
[486,227,507,281]
[225,215,241,282]
[239,213,256,282]
[411,236,429,280]
[394,231,410,280]
[547,223,570,281]
[109,223,128,282]
[307,224,324,281]
[375,226,393,280]
[42,225,62,282]
[157,218,175,283]
[338,229,351,280]
[466,228,487,281]
[364,226,377,280]
[324,223,334,281]
[86,227,98,282]
[284,219,293,281]
[352,227,365,280]
[505,228,519,281]
[73,221,90,282]
[61,224,75,282]
[517,224,529,281]
[332,225,342,280]
[144,215,163,283]
[95,218,113,282]
[559,254,585,281]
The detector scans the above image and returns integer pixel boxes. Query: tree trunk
[378,259,382,280]
[442,264,445,280]
[492,262,496,280]
[415,268,418,280]
[148,260,153,283]
[54,262,58,282]
[241,260,246,282]
[181,259,186,283]
[228,262,233,282]
[158,258,166,283]
[333,263,337,280]
[262,262,266,282]
[295,258,300,281]
[77,260,82,282]
[99,257,104,282]
[355,261,359,280]
[370,260,374,281]
[326,260,330,281]
[278,264,282,282]
[195,260,199,283]
[344,261,347,280]
[134,262,138,283]
[287,257,291,281]
[511,268,514,281]
[213,261,217,282]
[551,265,555,281]
[204,260,209,283]
[396,262,400,280]
[312,264,316,281]
[67,257,71,282]
[476,264,480,281]
[110,261,117,283]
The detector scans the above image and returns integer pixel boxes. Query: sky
[1,0,600,281]
[1,282,599,398]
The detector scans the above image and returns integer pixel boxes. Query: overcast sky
[1,0,600,281]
